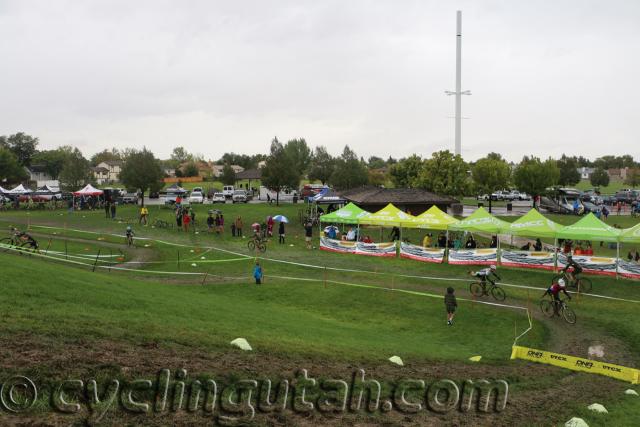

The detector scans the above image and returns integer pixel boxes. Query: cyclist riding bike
[11,227,38,250]
[543,278,572,314]
[563,254,583,284]
[471,265,501,292]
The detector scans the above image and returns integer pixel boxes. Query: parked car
[232,190,249,203]
[615,190,640,204]
[189,190,204,204]
[222,186,235,198]
[121,192,139,204]
[211,192,225,203]
[149,191,159,199]
[518,192,531,201]
[476,194,490,201]
[490,190,509,201]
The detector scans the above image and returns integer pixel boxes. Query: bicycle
[552,271,592,293]
[0,233,39,254]
[469,279,506,301]
[126,233,134,247]
[540,296,576,324]
[247,236,267,253]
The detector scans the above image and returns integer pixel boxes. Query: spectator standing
[278,221,285,244]
[253,261,263,285]
[183,210,191,232]
[207,212,214,233]
[110,201,117,219]
[444,287,457,326]
[218,213,225,234]
[267,216,274,237]
[235,216,243,237]
[304,221,313,249]
[176,207,183,228]
[104,201,110,218]
[139,205,149,225]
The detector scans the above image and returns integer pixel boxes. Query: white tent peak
[73,184,103,196]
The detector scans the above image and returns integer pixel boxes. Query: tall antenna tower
[445,10,471,156]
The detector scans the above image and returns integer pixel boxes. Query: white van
[222,186,234,198]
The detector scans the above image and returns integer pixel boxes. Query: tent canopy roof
[7,184,32,194]
[73,184,103,196]
[319,202,369,224]
[556,213,621,242]
[621,222,640,243]
[507,209,563,238]
[448,207,510,233]
[413,205,459,230]
[358,203,417,227]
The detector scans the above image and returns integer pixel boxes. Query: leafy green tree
[0,132,39,166]
[90,148,122,166]
[367,156,386,169]
[472,153,511,212]
[283,138,311,177]
[261,138,301,205]
[32,147,72,179]
[220,163,236,185]
[513,156,560,203]
[389,155,423,188]
[557,154,581,186]
[58,148,92,191]
[329,145,369,190]
[308,146,335,185]
[119,148,164,206]
[368,169,387,186]
[0,147,28,183]
[168,146,193,168]
[590,167,610,187]
[625,168,640,187]
[182,162,199,177]
[414,150,469,196]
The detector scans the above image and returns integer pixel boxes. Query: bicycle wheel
[0,237,15,252]
[20,241,38,253]
[469,282,483,297]
[540,300,555,318]
[258,242,267,253]
[562,305,577,324]
[247,241,256,251]
[576,278,592,293]
[491,286,506,302]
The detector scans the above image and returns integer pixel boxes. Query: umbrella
[251,223,260,230]
[273,215,289,223]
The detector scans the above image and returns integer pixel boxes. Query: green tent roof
[319,202,370,224]
[357,203,418,227]
[413,205,459,230]
[619,222,640,243]
[448,207,510,233]
[556,213,621,242]
[507,209,563,238]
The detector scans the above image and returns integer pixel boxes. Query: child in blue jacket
[253,261,263,285]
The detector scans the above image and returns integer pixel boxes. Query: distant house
[95,160,123,183]
[577,167,594,180]
[234,168,262,190]
[92,166,110,185]
[163,168,176,177]
[607,167,629,181]
[24,165,53,184]
[211,164,244,178]
[179,160,214,177]
[338,187,459,215]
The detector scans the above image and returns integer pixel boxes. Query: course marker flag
[511,345,640,384]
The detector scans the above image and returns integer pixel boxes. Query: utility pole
[445,10,471,156]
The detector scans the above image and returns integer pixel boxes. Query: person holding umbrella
[273,215,288,244]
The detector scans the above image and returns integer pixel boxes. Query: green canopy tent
[357,203,418,242]
[413,205,459,230]
[507,209,563,239]
[319,202,370,224]
[448,207,510,234]
[620,223,640,243]
[555,213,621,243]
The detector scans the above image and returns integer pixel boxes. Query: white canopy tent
[7,184,32,194]
[73,184,103,196]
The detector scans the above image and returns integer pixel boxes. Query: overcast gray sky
[1,0,639,162]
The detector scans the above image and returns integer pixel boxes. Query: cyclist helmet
[558,278,566,288]
[126,226,132,231]
[490,265,497,271]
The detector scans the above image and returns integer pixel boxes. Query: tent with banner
[73,184,103,196]
[621,223,640,243]
[448,207,510,234]
[319,202,370,224]
[507,208,563,238]
[413,205,458,230]
[556,213,621,242]
[357,203,417,227]
[7,184,32,195]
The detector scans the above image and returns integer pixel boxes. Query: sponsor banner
[399,242,445,264]
[500,250,556,270]
[319,237,357,254]
[511,345,640,384]
[448,248,497,265]
[355,241,397,257]
[618,259,640,280]
[557,253,617,276]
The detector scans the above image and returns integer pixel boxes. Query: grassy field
[1,205,639,425]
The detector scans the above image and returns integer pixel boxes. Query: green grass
[575,179,636,194]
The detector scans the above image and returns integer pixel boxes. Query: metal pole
[92,249,101,272]
[616,242,620,280]
[455,10,462,156]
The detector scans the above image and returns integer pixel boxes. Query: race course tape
[511,345,640,384]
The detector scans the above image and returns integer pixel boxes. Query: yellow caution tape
[511,345,640,384]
